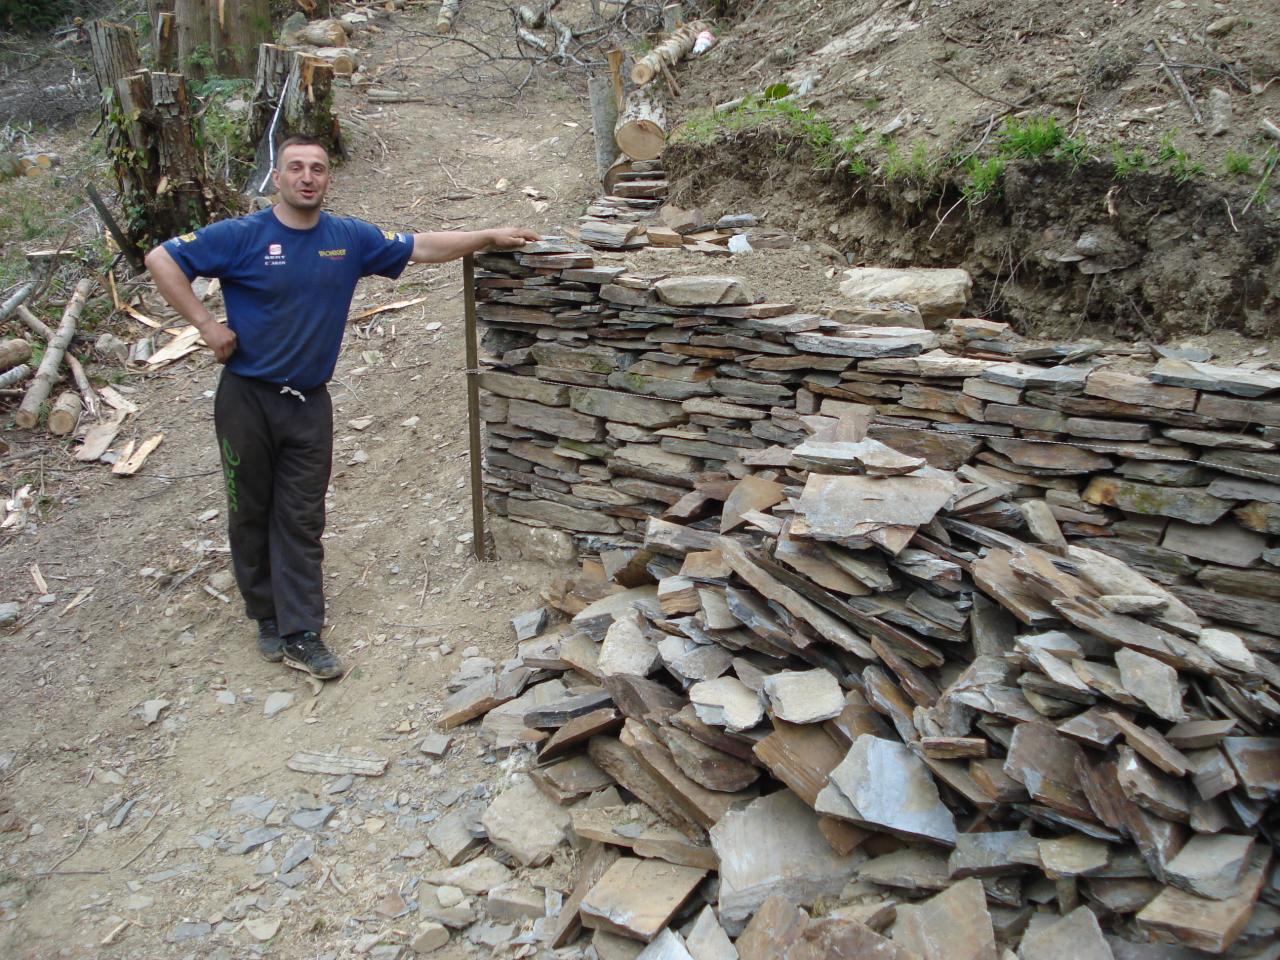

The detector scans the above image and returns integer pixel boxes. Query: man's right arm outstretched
[145,245,239,363]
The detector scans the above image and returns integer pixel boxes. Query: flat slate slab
[820,735,956,846]
[579,857,708,943]
[709,788,864,927]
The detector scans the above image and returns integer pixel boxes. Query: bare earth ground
[0,5,608,959]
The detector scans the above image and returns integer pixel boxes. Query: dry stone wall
[474,241,1280,646]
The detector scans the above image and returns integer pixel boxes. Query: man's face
[272,144,331,212]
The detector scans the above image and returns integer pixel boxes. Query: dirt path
[0,6,603,957]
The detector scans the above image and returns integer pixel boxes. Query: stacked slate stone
[467,242,1277,958]
[477,240,1280,652]
[578,159,666,250]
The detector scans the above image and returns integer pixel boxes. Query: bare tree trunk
[175,0,212,78]
[210,0,271,78]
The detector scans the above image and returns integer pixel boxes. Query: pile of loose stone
[453,241,1278,959]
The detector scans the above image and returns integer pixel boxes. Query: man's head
[272,136,331,213]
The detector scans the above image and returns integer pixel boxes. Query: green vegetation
[994,116,1067,159]
[1110,145,1149,179]
[1224,149,1253,176]
[0,0,77,31]
[673,96,1267,211]
[962,156,1005,204]
[1155,130,1205,182]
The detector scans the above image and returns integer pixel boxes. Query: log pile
[457,244,1277,954]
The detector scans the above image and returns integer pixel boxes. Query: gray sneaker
[282,631,344,680]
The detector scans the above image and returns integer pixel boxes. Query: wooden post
[587,74,620,187]
[463,254,489,562]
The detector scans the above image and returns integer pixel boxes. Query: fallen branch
[0,281,36,323]
[16,306,98,418]
[16,278,95,430]
[0,364,33,389]
[1153,38,1202,125]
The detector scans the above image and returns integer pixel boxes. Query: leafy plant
[1110,145,1148,178]
[962,156,1005,204]
[1224,150,1253,176]
[996,116,1066,159]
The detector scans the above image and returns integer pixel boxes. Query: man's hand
[485,227,541,250]
[198,322,238,363]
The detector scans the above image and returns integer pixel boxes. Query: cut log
[283,18,348,48]
[615,90,667,161]
[631,20,711,87]
[603,154,634,194]
[48,391,82,436]
[16,278,93,430]
[0,340,32,369]
[437,0,460,33]
[588,74,620,185]
[0,365,32,390]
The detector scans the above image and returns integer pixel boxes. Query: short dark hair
[276,135,329,168]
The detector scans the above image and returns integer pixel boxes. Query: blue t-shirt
[164,208,414,390]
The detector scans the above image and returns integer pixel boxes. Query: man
[146,135,538,680]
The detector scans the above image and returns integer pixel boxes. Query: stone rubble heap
[458,242,1278,959]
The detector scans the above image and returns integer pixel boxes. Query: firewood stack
[452,242,1278,957]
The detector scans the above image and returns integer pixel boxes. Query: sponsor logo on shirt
[382,230,409,243]
[318,248,347,259]
[264,242,287,267]
[177,232,196,243]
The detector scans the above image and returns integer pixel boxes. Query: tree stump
[87,20,142,103]
[249,44,297,149]
[146,1,175,68]
[283,56,342,157]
